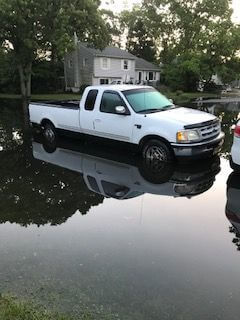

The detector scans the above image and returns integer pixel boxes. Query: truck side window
[85,90,98,111]
[87,175,100,193]
[100,91,127,114]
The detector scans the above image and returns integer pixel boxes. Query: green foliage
[0,0,111,98]
[101,9,122,47]
[163,54,201,91]
[120,7,157,62]
[31,60,64,93]
[0,50,19,93]
[216,58,240,85]
[0,295,72,320]
[128,0,240,91]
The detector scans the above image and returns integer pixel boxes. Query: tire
[138,158,174,184]
[142,139,174,163]
[42,122,57,144]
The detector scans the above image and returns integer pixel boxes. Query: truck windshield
[123,88,174,114]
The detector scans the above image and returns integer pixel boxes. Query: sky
[232,0,240,22]
[101,0,240,22]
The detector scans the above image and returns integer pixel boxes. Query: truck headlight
[176,130,200,143]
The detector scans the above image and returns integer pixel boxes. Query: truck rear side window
[85,90,98,111]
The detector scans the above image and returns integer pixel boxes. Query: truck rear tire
[142,139,173,162]
[43,122,57,144]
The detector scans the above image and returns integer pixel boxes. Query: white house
[64,42,161,91]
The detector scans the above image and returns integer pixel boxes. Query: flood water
[1,98,240,319]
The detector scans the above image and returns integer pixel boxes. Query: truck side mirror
[115,106,128,115]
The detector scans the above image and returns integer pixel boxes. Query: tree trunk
[18,62,32,128]
[18,62,32,99]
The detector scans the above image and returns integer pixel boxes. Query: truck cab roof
[85,85,153,92]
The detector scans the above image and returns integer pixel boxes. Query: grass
[0,295,95,320]
[0,91,216,104]
[0,93,81,101]
[0,89,238,105]
[168,91,219,104]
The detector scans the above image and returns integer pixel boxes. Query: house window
[83,58,88,67]
[100,79,109,85]
[101,58,109,69]
[68,59,73,68]
[138,72,142,82]
[122,60,130,70]
[149,72,154,81]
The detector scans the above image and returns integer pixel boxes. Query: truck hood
[147,107,216,126]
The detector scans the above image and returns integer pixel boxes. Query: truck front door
[93,90,134,143]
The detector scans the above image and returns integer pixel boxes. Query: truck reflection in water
[33,135,221,200]
[226,172,240,250]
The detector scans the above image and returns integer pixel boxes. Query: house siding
[77,45,94,86]
[64,52,76,89]
[94,57,135,82]
[64,42,161,89]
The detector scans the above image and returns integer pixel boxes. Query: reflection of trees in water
[229,226,240,251]
[0,100,104,226]
[212,105,239,159]
[0,146,104,227]
[0,100,25,151]
[189,101,240,159]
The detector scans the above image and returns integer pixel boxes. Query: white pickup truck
[29,85,225,161]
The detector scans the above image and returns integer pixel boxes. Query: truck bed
[29,100,81,133]
[31,100,80,110]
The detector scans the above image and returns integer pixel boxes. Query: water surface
[0,99,240,319]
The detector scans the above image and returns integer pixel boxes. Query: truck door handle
[95,119,101,122]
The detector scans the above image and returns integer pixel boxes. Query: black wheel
[138,158,174,184]
[142,139,173,163]
[42,122,57,144]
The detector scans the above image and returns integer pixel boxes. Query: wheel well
[41,119,55,128]
[139,135,172,151]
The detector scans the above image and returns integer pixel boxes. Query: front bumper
[171,131,225,158]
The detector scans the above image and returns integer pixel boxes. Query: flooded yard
[1,98,240,319]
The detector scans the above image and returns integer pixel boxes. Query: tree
[136,0,240,90]
[101,9,122,47]
[121,7,157,62]
[0,0,111,104]
[217,58,240,86]
[163,53,201,91]
[0,49,19,93]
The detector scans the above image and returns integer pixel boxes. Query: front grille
[184,119,221,141]
[199,120,220,140]
[190,179,214,195]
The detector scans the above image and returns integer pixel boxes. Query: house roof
[79,43,136,60]
[135,57,160,71]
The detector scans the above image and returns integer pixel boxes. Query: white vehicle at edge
[231,121,240,170]
[29,85,225,161]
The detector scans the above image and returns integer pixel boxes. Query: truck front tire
[142,139,173,162]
